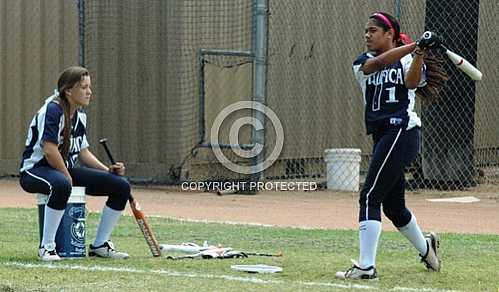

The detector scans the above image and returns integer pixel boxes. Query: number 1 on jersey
[385,87,398,103]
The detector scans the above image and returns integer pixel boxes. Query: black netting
[77,1,498,190]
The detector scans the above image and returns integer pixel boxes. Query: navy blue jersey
[353,52,426,134]
[20,94,90,172]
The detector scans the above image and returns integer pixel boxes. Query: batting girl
[336,12,447,280]
[20,66,130,261]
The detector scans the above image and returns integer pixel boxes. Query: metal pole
[394,0,401,20]
[77,0,85,67]
[251,0,269,186]
[197,50,206,144]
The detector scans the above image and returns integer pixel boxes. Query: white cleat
[89,241,129,259]
[421,232,441,272]
[336,259,378,280]
[39,243,61,261]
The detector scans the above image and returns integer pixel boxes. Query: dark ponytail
[58,97,72,159]
[56,66,89,160]
[416,51,449,102]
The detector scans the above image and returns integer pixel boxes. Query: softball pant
[20,166,130,211]
[359,126,420,227]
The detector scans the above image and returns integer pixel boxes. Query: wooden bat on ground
[99,138,161,257]
[245,251,283,257]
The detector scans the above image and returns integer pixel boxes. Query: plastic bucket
[324,148,361,192]
[37,186,86,258]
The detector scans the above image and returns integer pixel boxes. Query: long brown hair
[413,50,448,101]
[369,12,448,102]
[56,66,89,159]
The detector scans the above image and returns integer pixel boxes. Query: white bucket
[37,186,86,258]
[324,148,361,192]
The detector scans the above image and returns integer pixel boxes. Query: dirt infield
[1,178,497,234]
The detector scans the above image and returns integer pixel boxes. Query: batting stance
[19,66,130,261]
[336,12,447,280]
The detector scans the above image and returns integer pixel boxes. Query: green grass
[0,208,498,292]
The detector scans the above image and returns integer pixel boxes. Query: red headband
[371,12,415,44]
[372,12,393,30]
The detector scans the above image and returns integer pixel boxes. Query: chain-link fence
[263,0,499,190]
[80,0,254,182]
[3,1,495,192]
[78,0,498,190]
[396,0,499,189]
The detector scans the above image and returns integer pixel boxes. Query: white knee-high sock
[41,206,65,247]
[359,220,382,269]
[93,205,123,247]
[397,215,428,256]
